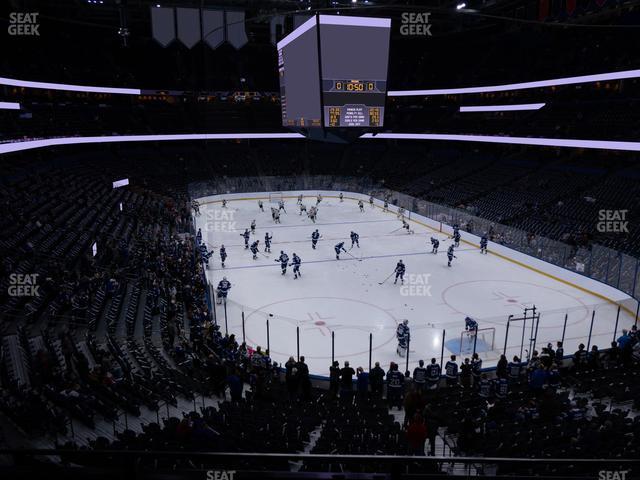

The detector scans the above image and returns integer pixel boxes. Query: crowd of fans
[0,147,638,478]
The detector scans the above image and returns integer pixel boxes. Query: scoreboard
[277,15,391,130]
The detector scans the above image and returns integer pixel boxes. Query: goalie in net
[461,317,495,354]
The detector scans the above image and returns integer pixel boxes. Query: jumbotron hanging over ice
[277,14,391,142]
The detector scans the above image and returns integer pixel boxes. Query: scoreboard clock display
[277,14,391,130]
[323,79,386,127]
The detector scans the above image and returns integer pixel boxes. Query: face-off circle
[243,296,398,360]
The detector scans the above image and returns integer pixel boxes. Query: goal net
[269,192,284,203]
[459,327,496,355]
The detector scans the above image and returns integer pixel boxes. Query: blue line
[255,217,396,230]
[211,248,476,272]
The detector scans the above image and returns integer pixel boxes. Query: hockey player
[276,251,289,275]
[240,229,250,249]
[219,245,227,268]
[299,203,307,215]
[453,223,460,236]
[335,242,347,260]
[339,192,344,202]
[430,237,439,254]
[274,210,281,224]
[350,231,360,249]
[291,253,302,279]
[258,200,264,212]
[369,195,374,208]
[358,200,364,212]
[394,260,405,285]
[311,229,320,249]
[250,219,256,235]
[480,235,488,254]
[402,219,413,234]
[297,194,303,205]
[196,228,202,245]
[465,316,478,335]
[308,206,317,223]
[222,199,227,208]
[264,232,272,253]
[396,319,410,357]
[316,193,322,205]
[200,245,214,268]
[250,240,260,260]
[278,199,286,213]
[397,206,405,219]
[453,231,461,247]
[216,277,231,304]
[447,244,456,267]
[383,200,389,212]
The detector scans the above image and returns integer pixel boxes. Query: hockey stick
[378,271,395,285]
[389,227,403,234]
[345,250,362,262]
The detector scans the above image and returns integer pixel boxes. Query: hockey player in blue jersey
[396,319,410,357]
[264,232,272,253]
[453,231,461,247]
[276,251,289,275]
[335,242,347,260]
[240,229,250,249]
[291,253,302,279]
[350,231,360,249]
[465,316,478,334]
[200,244,213,268]
[480,235,488,254]
[311,229,320,249]
[394,260,405,284]
[447,245,456,267]
[453,223,460,236]
[429,237,438,254]
[250,240,260,260]
[219,245,227,268]
[216,277,231,304]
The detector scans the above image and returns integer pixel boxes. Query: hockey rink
[196,192,637,377]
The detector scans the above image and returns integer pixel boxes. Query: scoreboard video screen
[277,15,391,130]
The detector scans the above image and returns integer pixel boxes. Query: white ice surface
[196,194,635,377]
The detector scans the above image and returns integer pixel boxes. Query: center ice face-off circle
[244,297,399,360]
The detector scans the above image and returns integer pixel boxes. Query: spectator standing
[444,355,459,387]
[370,362,385,397]
[406,414,428,455]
